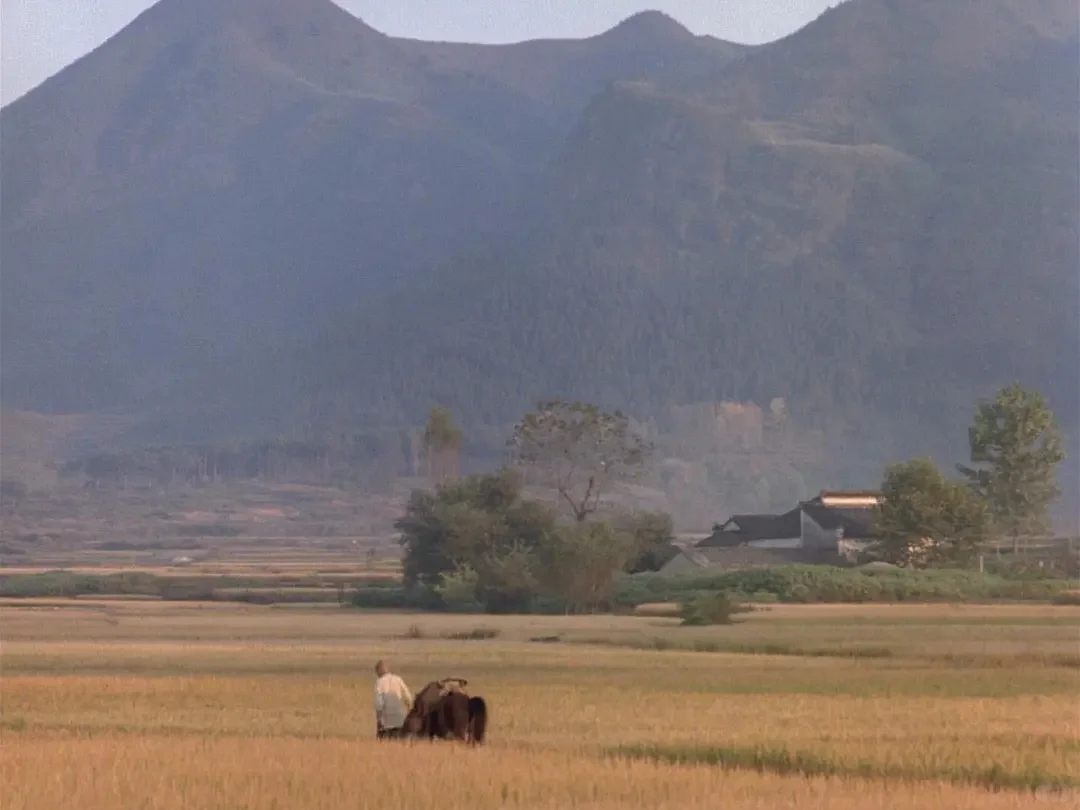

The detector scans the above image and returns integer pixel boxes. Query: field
[3,600,1078,809]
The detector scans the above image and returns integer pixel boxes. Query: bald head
[375,660,388,677]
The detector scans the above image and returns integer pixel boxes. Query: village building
[660,490,882,575]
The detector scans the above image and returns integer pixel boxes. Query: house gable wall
[800,508,839,550]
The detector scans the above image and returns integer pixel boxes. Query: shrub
[433,565,483,612]
[679,592,752,626]
[614,565,1078,606]
[350,585,445,611]
[443,626,500,640]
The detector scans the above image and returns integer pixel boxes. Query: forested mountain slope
[297,0,1078,469]
[2,0,1075,501]
[0,0,742,415]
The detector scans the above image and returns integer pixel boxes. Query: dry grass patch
[3,671,1077,787]
[3,601,1079,808]
[3,733,1069,810]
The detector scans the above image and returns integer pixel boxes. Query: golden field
[2,601,1079,809]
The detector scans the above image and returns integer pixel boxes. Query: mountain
[296,0,1079,470]
[0,0,743,414]
[2,0,1077,504]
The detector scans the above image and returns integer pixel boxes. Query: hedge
[613,565,1079,606]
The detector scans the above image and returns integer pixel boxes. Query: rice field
[2,601,1078,809]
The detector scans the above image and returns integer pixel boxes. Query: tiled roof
[697,507,801,547]
[800,502,879,539]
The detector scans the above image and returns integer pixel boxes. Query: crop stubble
[2,602,1078,809]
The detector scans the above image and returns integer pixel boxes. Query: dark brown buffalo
[401,678,487,745]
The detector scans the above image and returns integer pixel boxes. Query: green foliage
[615,565,1078,606]
[395,467,555,588]
[619,510,679,574]
[350,584,445,611]
[0,571,391,603]
[508,400,652,522]
[679,591,751,626]
[432,564,482,611]
[874,458,991,568]
[476,543,541,613]
[957,383,1066,545]
[534,521,637,612]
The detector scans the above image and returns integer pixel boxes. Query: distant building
[666,490,883,574]
[699,508,802,549]
[659,545,812,576]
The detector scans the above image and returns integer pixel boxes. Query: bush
[679,592,751,626]
[443,626,500,640]
[349,584,445,611]
[614,565,1079,606]
[433,565,483,612]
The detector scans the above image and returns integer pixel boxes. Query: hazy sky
[1,0,837,105]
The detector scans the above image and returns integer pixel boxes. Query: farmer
[373,659,413,739]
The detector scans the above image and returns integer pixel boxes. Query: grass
[2,601,1078,809]
[613,742,1080,792]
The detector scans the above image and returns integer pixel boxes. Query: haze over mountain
[2,0,1077,507]
[2,0,741,414]
[299,0,1078,440]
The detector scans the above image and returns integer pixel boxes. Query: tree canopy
[507,400,652,522]
[957,382,1065,548]
[397,420,675,614]
[874,458,990,568]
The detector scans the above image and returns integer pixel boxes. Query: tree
[875,458,991,568]
[957,383,1066,551]
[535,521,636,612]
[618,510,679,574]
[475,544,539,614]
[507,400,652,522]
[395,467,556,591]
[423,406,464,483]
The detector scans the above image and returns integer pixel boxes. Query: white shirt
[374,672,413,729]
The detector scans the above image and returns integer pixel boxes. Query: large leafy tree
[395,467,557,609]
[507,400,652,522]
[875,458,990,568]
[956,383,1065,550]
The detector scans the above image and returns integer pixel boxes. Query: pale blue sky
[1,0,836,105]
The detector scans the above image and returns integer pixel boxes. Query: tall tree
[423,406,464,484]
[957,383,1066,551]
[507,400,652,522]
[875,458,991,568]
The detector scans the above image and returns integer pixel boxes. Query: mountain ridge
[1,0,746,414]
[1,0,1076,507]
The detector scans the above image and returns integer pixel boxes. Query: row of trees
[401,384,1069,600]
[874,383,1067,567]
[399,401,670,612]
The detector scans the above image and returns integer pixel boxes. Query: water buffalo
[401,678,487,744]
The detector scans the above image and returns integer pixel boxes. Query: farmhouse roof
[810,490,881,507]
[800,501,879,539]
[697,507,801,547]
